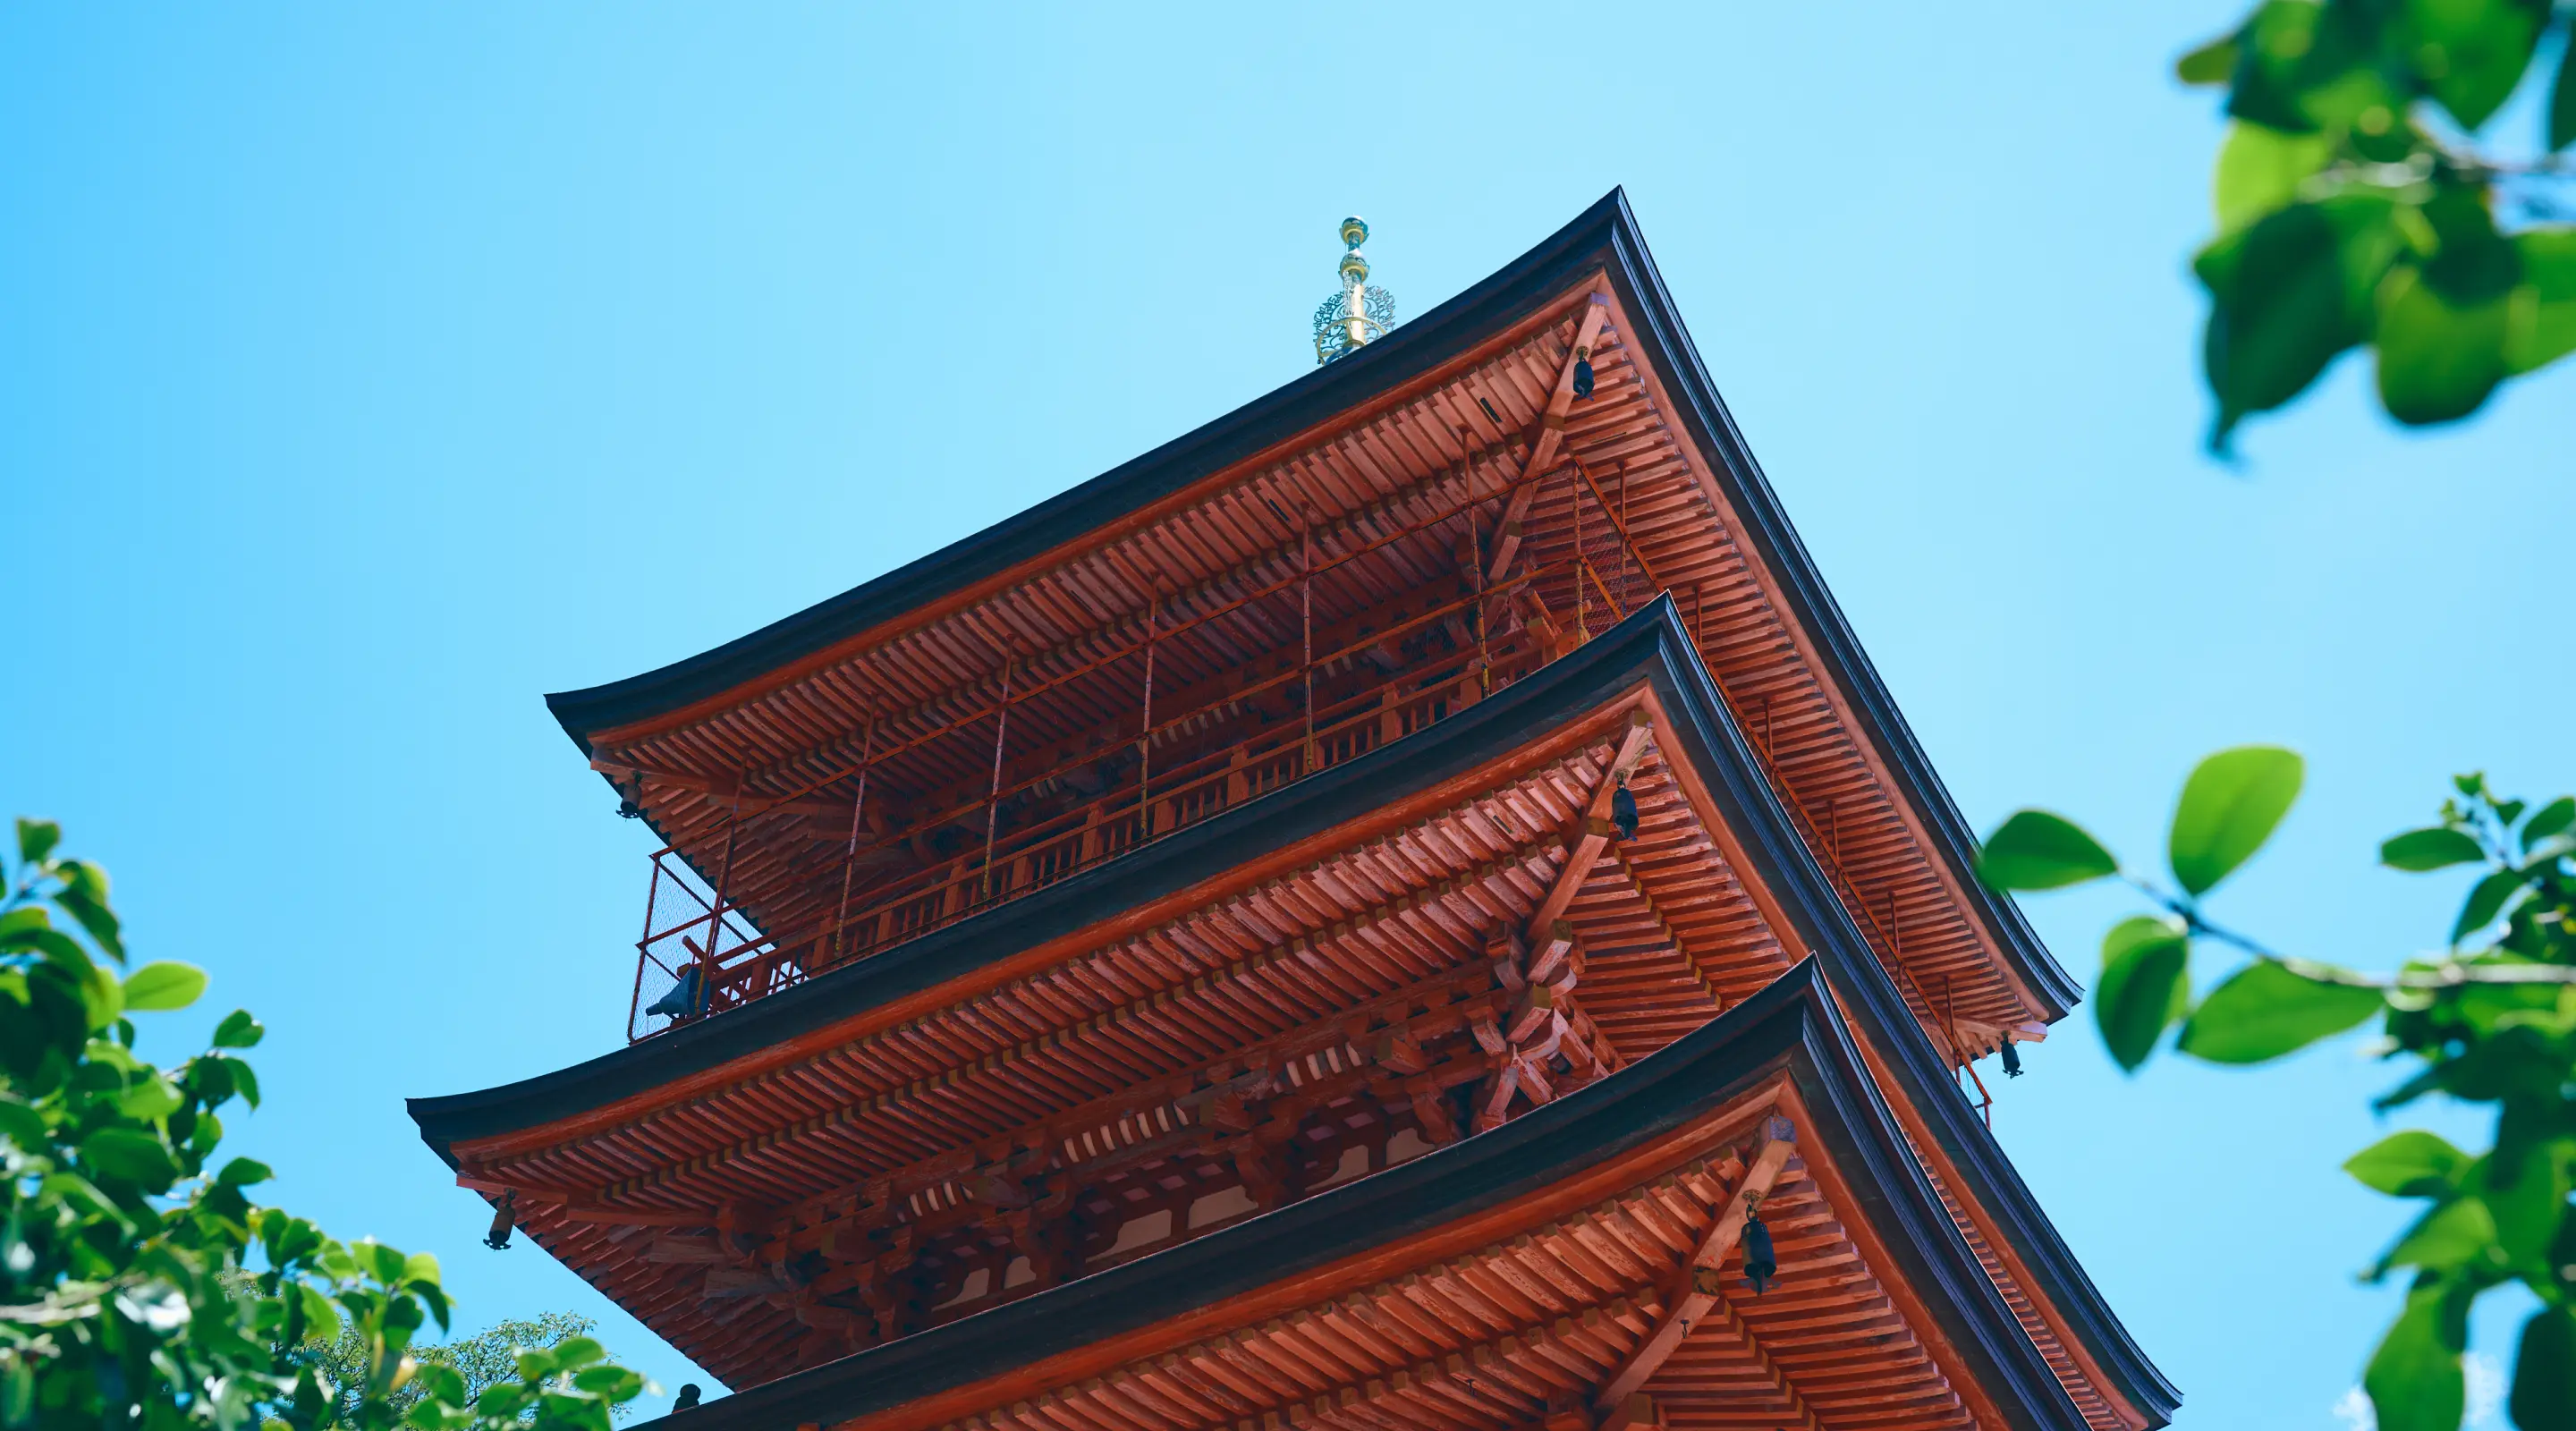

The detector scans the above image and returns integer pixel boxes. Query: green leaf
[121,962,208,1012]
[298,1283,342,1344]
[2383,1194,2501,1272]
[2176,959,2382,1063]
[2504,227,2576,374]
[49,861,122,963]
[2215,122,2333,233]
[2398,0,2546,131]
[228,1057,261,1110]
[2377,198,2518,424]
[2522,795,2576,846]
[2368,1284,2466,1431]
[2380,826,2487,871]
[217,1156,273,1185]
[2512,1307,2576,1431]
[2200,199,2401,443]
[80,1127,178,1186]
[1977,810,2119,890]
[2229,0,2406,131]
[2476,1146,2568,1266]
[402,1249,443,1290]
[2168,746,2305,895]
[2097,916,2191,1071]
[2375,275,2505,417]
[16,818,61,866]
[80,960,123,1031]
[2346,1130,2471,1197]
[0,1095,47,1151]
[115,1073,182,1122]
[2177,32,2240,85]
[2453,867,2527,942]
[211,1009,265,1049]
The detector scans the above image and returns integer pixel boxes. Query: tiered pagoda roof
[411,191,2175,1431]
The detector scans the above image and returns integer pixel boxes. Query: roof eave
[624,962,2098,1431]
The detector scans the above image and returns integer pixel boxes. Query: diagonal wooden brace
[1487,294,1613,585]
[1525,711,1657,938]
[1590,1115,1797,1410]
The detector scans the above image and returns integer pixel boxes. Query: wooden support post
[1487,295,1611,585]
[1301,509,1316,775]
[980,658,1014,901]
[830,716,875,964]
[1591,1115,1797,1410]
[1139,596,1157,840]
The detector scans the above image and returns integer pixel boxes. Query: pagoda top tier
[549,188,2072,1054]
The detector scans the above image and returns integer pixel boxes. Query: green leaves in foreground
[3,818,653,1431]
[2177,2,2576,445]
[1985,755,2576,1431]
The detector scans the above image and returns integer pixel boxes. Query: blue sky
[5,5,2571,1427]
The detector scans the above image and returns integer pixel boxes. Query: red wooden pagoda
[411,191,2177,1431]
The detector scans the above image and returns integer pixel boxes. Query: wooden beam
[1525,711,1655,938]
[1486,294,1613,585]
[1589,1115,1796,1410]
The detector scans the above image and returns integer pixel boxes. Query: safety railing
[622,454,1741,1042]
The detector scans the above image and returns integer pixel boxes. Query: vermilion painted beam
[1487,294,1614,585]
[1524,711,1657,938]
[1589,1114,1796,1410]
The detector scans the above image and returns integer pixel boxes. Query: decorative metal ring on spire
[1314,216,1396,365]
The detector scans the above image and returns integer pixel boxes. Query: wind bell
[483,1190,516,1251]
[1741,1202,1776,1295]
[1610,772,1639,842]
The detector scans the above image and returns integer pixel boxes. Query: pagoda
[411,192,2177,1431]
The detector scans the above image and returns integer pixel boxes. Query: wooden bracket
[1590,1115,1797,1410]
[1487,294,1614,584]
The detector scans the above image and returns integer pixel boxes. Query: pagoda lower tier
[637,966,2080,1431]
[410,604,2173,1431]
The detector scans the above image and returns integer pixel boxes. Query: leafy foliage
[1,819,651,1431]
[287,1308,630,1427]
[2176,0,2576,447]
[1979,765,2576,1429]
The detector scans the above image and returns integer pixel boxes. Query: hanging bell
[1741,1207,1775,1295]
[1610,776,1639,842]
[1572,350,1595,401]
[616,798,645,820]
[483,1190,515,1251]
[2000,1033,2024,1079]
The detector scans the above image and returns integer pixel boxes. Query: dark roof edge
[1581,195,2079,1021]
[630,962,2097,1431]
[1631,613,2179,1424]
[541,191,1637,750]
[417,598,1699,1156]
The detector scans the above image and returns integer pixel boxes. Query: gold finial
[1313,216,1394,364]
